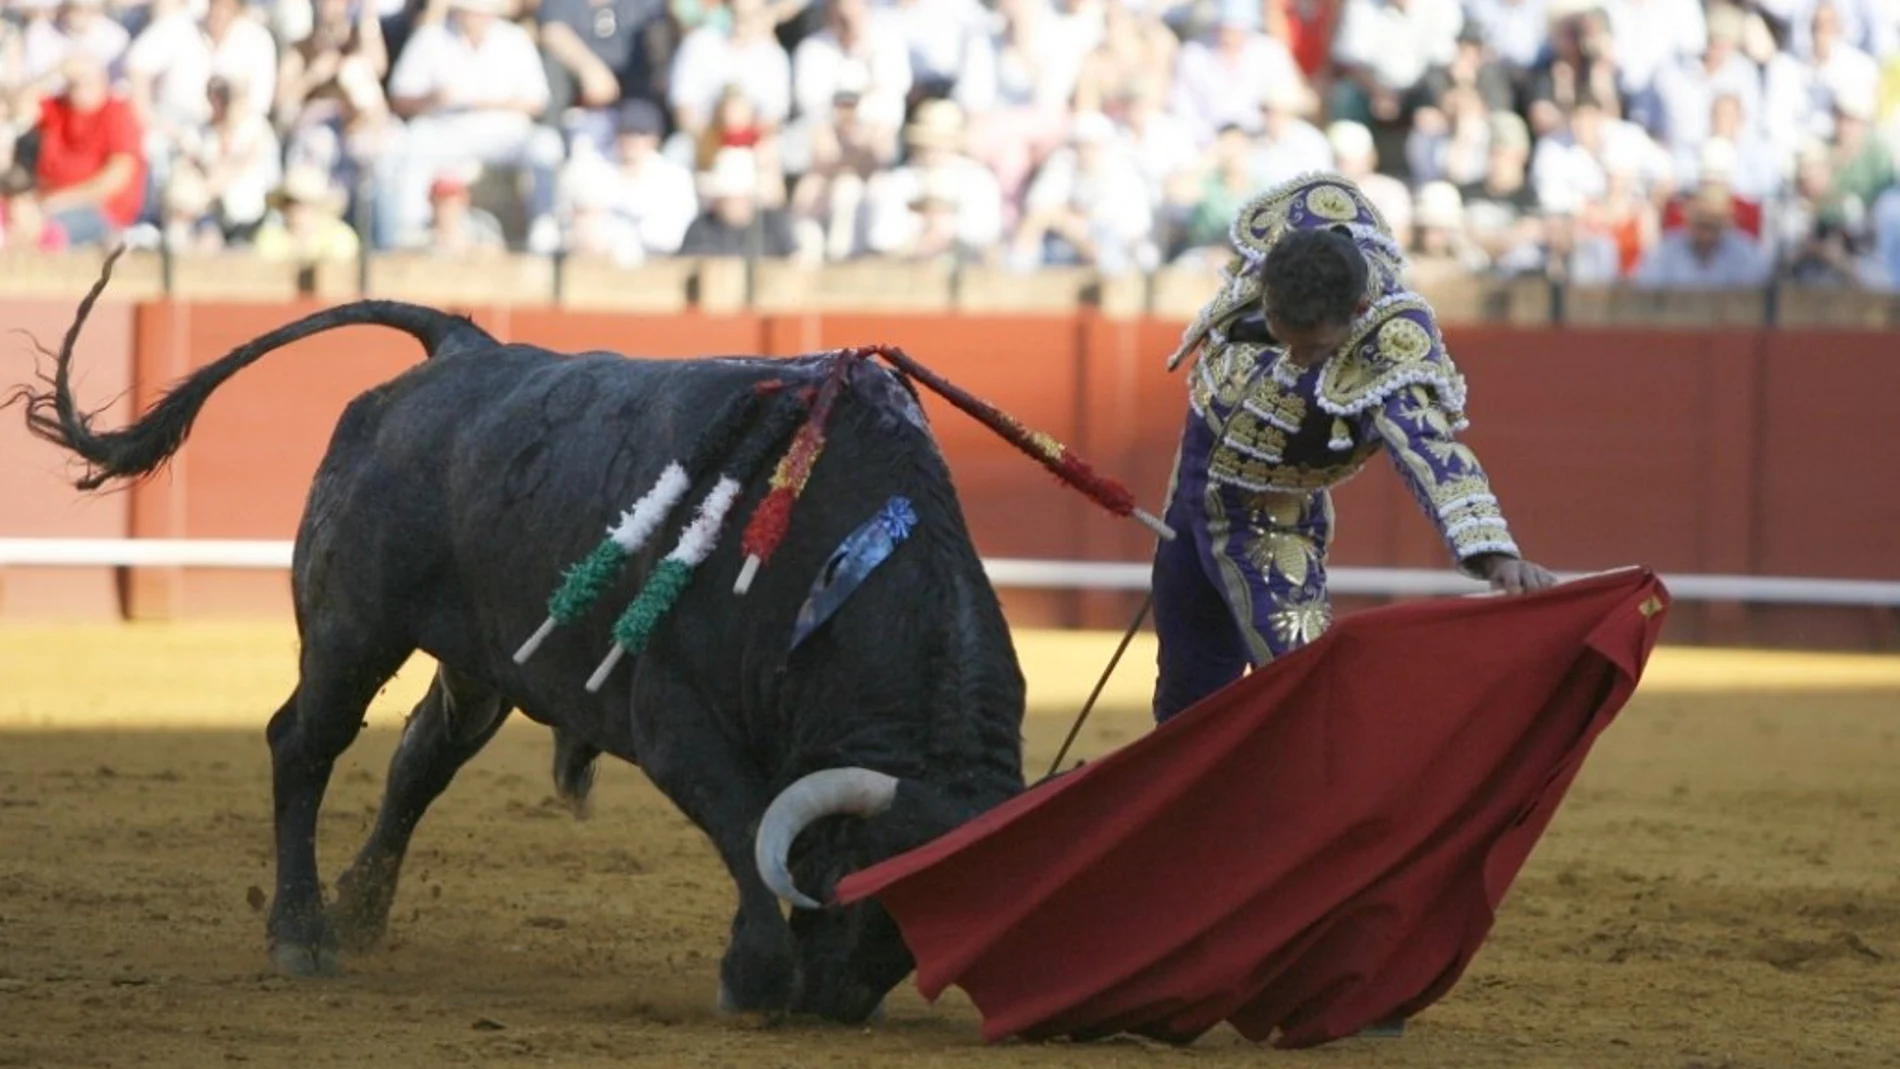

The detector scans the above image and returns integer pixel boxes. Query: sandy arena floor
[1,623,1897,1069]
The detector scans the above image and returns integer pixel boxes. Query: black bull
[12,257,1029,1024]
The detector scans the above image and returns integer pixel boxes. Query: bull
[12,253,1031,1024]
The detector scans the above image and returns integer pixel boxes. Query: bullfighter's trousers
[1150,485,1336,724]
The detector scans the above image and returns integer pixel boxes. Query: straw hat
[1414,181,1465,229]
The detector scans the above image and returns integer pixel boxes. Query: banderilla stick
[1046,591,1153,781]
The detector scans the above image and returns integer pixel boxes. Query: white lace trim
[1316,363,1468,419]
[1436,493,1499,519]
[1443,516,1511,540]
[1240,399,1301,433]
[1457,538,1521,559]
[1220,436,1283,464]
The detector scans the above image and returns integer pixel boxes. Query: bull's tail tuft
[551,729,601,821]
[3,246,493,491]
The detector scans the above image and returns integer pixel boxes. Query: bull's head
[753,767,970,1022]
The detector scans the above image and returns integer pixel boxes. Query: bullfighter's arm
[1365,383,1522,579]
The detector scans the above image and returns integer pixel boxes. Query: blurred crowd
[0,0,1895,288]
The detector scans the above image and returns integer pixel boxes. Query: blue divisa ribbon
[790,496,918,651]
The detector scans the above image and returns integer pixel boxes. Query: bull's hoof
[329,863,396,953]
[715,982,786,1027]
[268,941,342,978]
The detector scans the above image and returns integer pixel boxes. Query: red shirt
[36,94,147,229]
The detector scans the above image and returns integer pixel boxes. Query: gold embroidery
[1304,184,1360,221]
[1639,595,1665,618]
[1270,599,1333,647]
[1378,316,1433,363]
[1247,529,1313,587]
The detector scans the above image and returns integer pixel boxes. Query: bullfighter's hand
[1479,555,1559,595]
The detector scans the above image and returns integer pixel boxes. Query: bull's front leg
[629,674,795,1016]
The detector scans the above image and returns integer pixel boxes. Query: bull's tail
[551,728,601,820]
[5,247,492,491]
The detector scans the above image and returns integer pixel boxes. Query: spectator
[123,0,278,202]
[1525,6,1621,138]
[1820,94,1894,229]
[1799,2,1879,138]
[537,0,668,154]
[667,0,793,143]
[677,145,802,257]
[1170,0,1300,145]
[557,98,697,260]
[1633,183,1771,286]
[1329,0,1463,130]
[786,0,911,175]
[1494,186,1620,284]
[0,165,68,250]
[1606,0,1706,114]
[1109,75,1198,209]
[275,0,394,192]
[1251,76,1331,187]
[252,163,362,262]
[378,0,563,250]
[881,166,967,261]
[787,69,895,259]
[1652,3,1762,156]
[1008,109,1154,274]
[876,0,991,104]
[1406,82,1492,187]
[18,0,130,97]
[1410,178,1484,272]
[1672,93,1784,200]
[956,0,1083,210]
[1071,0,1177,115]
[32,52,146,246]
[134,161,224,251]
[421,164,508,256]
[165,75,281,245]
[863,97,1004,260]
[1329,118,1413,243]
[1171,122,1257,262]
[1460,0,1545,77]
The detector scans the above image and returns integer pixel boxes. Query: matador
[1151,171,1558,724]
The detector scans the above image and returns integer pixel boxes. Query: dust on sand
[1,624,1896,1069]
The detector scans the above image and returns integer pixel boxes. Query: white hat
[1539,184,1582,216]
[1070,110,1116,145]
[1260,77,1313,115]
[699,147,758,199]
[1326,120,1374,160]
[1698,137,1738,182]
[1414,181,1465,229]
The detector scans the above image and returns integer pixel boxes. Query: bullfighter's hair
[3,246,493,492]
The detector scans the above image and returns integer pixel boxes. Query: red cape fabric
[835,566,1670,1049]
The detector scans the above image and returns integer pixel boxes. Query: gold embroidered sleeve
[1367,383,1521,576]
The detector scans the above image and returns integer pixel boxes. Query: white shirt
[1168,34,1299,144]
[22,15,130,88]
[1250,120,1334,189]
[791,18,913,129]
[1605,0,1705,95]
[389,17,550,115]
[124,9,278,130]
[1023,144,1153,242]
[875,0,989,83]
[864,156,1004,251]
[1652,51,1762,154]
[1463,0,1548,69]
[1331,0,1463,92]
[563,149,699,255]
[667,25,793,127]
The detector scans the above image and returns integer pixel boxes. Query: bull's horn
[754,768,900,911]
